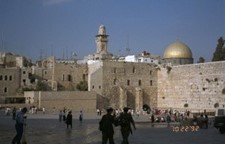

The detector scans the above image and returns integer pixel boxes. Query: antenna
[1,32,4,51]
[125,34,131,55]
[62,48,65,60]
[66,46,68,60]
[39,49,43,60]
[51,44,53,56]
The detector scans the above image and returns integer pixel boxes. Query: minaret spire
[96,25,108,54]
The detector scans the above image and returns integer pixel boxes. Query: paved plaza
[0,111,225,144]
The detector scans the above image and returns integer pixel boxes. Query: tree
[197,57,205,63]
[212,37,225,61]
[36,81,49,91]
[76,81,88,91]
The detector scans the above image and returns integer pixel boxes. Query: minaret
[96,25,108,54]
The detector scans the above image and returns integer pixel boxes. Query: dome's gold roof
[163,41,192,59]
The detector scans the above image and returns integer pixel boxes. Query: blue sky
[0,0,225,62]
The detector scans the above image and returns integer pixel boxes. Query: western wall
[157,61,225,113]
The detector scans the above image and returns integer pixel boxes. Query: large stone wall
[24,91,97,113]
[158,61,225,112]
[53,63,88,90]
[89,60,158,110]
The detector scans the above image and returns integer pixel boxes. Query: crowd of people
[1,105,212,144]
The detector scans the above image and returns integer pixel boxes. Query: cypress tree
[212,37,225,61]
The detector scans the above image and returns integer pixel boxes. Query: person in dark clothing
[99,107,116,144]
[12,107,28,144]
[63,108,66,121]
[119,107,136,144]
[12,107,16,120]
[79,110,83,123]
[204,114,208,129]
[151,114,155,123]
[66,111,73,128]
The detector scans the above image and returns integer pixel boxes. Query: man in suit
[99,107,116,144]
[119,107,136,144]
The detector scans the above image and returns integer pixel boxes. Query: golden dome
[163,41,192,59]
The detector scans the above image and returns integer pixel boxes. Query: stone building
[0,52,33,103]
[0,52,31,68]
[0,67,21,103]
[88,60,158,111]
[33,56,88,91]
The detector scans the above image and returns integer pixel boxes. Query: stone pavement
[0,111,225,144]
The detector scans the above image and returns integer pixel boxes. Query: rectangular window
[83,74,86,80]
[99,85,101,89]
[150,80,153,86]
[62,74,65,81]
[4,87,8,93]
[113,68,117,73]
[92,85,94,89]
[23,71,26,74]
[0,75,2,80]
[4,75,7,81]
[113,79,117,85]
[133,67,136,73]
[150,71,152,75]
[68,75,72,81]
[127,80,130,86]
[23,79,26,85]
[139,80,141,86]
[9,75,12,81]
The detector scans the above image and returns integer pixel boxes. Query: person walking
[166,114,171,127]
[12,107,16,120]
[59,110,63,122]
[66,111,73,128]
[63,109,66,122]
[42,107,45,114]
[79,110,83,123]
[119,107,136,144]
[12,107,28,144]
[99,107,116,144]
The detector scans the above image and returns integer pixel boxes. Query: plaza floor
[0,112,225,144]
